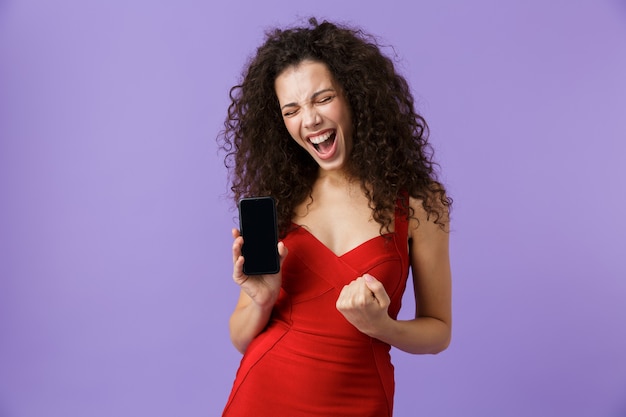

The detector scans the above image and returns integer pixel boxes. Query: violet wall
[1,1,625,416]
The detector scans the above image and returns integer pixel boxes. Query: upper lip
[306,129,334,141]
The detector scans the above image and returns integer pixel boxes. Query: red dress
[222,205,410,416]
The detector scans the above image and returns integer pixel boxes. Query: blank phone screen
[238,197,280,275]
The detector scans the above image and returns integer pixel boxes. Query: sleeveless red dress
[222,204,410,416]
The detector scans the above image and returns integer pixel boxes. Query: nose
[302,105,321,129]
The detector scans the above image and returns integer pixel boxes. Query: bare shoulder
[407,196,450,243]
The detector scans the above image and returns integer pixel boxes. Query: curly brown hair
[218,18,452,238]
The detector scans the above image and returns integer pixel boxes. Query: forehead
[274,60,337,102]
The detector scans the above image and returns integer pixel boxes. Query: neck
[314,168,363,197]
[317,166,355,183]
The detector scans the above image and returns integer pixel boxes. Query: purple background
[1,1,625,416]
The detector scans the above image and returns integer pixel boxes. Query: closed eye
[317,95,335,104]
[282,107,299,117]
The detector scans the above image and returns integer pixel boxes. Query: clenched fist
[336,274,392,337]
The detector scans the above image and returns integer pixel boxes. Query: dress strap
[394,193,410,246]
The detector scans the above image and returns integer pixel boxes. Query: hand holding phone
[238,196,280,275]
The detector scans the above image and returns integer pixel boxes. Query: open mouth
[308,130,336,155]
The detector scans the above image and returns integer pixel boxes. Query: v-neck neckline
[292,223,393,258]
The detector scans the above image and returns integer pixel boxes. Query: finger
[232,228,241,238]
[337,281,358,303]
[233,255,246,283]
[363,274,390,305]
[336,285,351,310]
[277,241,288,263]
[232,235,244,264]
[234,254,244,271]
[338,279,370,308]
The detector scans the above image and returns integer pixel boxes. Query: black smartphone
[238,196,280,275]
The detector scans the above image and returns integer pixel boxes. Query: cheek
[283,119,303,142]
[338,110,353,139]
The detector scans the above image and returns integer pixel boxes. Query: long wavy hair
[218,18,452,237]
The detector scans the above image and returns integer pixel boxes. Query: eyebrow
[280,88,336,110]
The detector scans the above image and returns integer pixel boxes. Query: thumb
[363,274,389,304]
[278,241,288,261]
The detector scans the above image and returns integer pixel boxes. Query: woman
[219,18,452,417]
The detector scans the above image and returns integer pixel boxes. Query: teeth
[309,131,333,144]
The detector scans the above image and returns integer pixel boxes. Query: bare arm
[336,197,452,354]
[228,228,288,354]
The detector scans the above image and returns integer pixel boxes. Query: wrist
[365,314,395,341]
